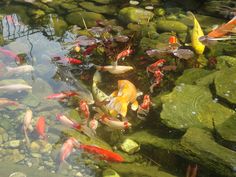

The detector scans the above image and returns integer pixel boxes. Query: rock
[102,168,120,177]
[0,118,12,130]
[78,2,117,15]
[7,140,21,148]
[215,114,236,144]
[91,0,111,4]
[214,67,236,104]
[40,142,52,154]
[161,84,235,131]
[60,3,78,12]
[179,127,236,177]
[27,9,45,19]
[30,141,41,153]
[195,71,219,87]
[175,68,214,85]
[120,139,140,154]
[216,56,236,70]
[139,37,158,51]
[65,11,105,28]
[31,153,42,158]
[22,93,40,107]
[0,127,8,144]
[119,7,154,24]
[110,163,176,177]
[155,19,187,33]
[30,140,52,154]
[3,149,25,163]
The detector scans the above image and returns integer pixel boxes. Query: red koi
[64,57,82,64]
[169,36,177,45]
[0,47,21,63]
[46,91,79,100]
[82,44,97,57]
[137,95,152,120]
[79,100,90,120]
[35,116,46,139]
[78,144,124,162]
[146,59,166,74]
[116,49,133,61]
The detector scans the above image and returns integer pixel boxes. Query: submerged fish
[116,49,133,61]
[95,65,134,75]
[0,84,32,92]
[46,91,79,101]
[107,80,139,118]
[78,144,124,162]
[6,65,34,74]
[137,95,152,120]
[22,108,33,145]
[187,11,205,55]
[0,98,20,108]
[0,47,21,63]
[35,116,46,140]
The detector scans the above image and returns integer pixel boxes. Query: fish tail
[187,11,195,19]
[23,128,30,146]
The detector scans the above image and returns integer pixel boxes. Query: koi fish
[54,56,82,65]
[107,80,139,118]
[58,137,80,168]
[0,47,21,63]
[95,65,134,75]
[6,65,34,75]
[207,16,236,38]
[56,114,95,137]
[0,84,32,92]
[198,35,236,46]
[172,48,194,60]
[137,95,152,120]
[0,98,20,108]
[83,44,97,57]
[78,144,124,162]
[187,11,205,55]
[89,118,98,134]
[22,108,33,145]
[92,70,109,102]
[116,49,133,61]
[94,112,131,130]
[146,59,166,74]
[79,100,90,120]
[35,116,46,139]
[46,91,79,101]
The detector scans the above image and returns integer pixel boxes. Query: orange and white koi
[107,80,139,118]
[46,91,79,101]
[78,144,124,162]
[146,59,166,74]
[0,98,20,108]
[137,95,152,120]
[116,49,133,61]
[89,118,98,134]
[207,16,236,38]
[35,116,46,140]
[150,69,164,93]
[56,114,95,137]
[79,100,90,121]
[22,108,33,145]
[95,65,133,74]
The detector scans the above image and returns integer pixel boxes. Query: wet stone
[0,127,9,144]
[3,149,25,163]
[120,139,140,154]
[102,168,120,177]
[7,140,21,148]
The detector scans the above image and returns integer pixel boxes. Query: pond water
[0,1,236,177]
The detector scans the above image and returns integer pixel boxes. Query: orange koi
[116,49,133,61]
[79,100,90,120]
[78,144,124,162]
[207,16,236,38]
[35,116,46,139]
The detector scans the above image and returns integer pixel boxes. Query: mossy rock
[79,2,117,15]
[119,7,154,24]
[179,127,236,177]
[175,68,214,85]
[216,56,236,70]
[195,71,219,87]
[215,114,236,144]
[139,37,158,51]
[110,163,176,177]
[214,67,236,104]
[161,84,235,131]
[155,19,187,33]
[102,168,120,177]
[91,0,112,4]
[65,11,105,28]
[51,16,68,36]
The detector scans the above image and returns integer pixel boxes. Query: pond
[0,0,236,177]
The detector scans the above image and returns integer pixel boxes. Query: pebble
[129,0,139,5]
[75,172,83,177]
[145,6,154,10]
[8,140,21,148]
[27,161,33,167]
[31,153,42,158]
[38,166,45,170]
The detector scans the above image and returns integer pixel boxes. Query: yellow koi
[187,11,205,55]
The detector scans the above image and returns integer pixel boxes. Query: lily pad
[161,84,234,131]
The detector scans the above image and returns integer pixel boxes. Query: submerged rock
[155,19,187,33]
[3,149,25,163]
[0,127,8,144]
[51,15,68,36]
[216,56,236,70]
[65,11,105,28]
[214,67,236,104]
[161,84,234,131]
[119,7,154,24]
[79,2,117,15]
[120,139,140,154]
[102,169,120,177]
[215,114,236,145]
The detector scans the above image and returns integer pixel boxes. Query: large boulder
[65,11,105,28]
[214,67,236,104]
[119,7,154,24]
[161,84,234,131]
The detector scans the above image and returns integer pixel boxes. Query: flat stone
[120,139,140,154]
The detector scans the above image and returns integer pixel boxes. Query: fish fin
[109,91,118,97]
[131,100,139,111]
[120,102,128,118]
